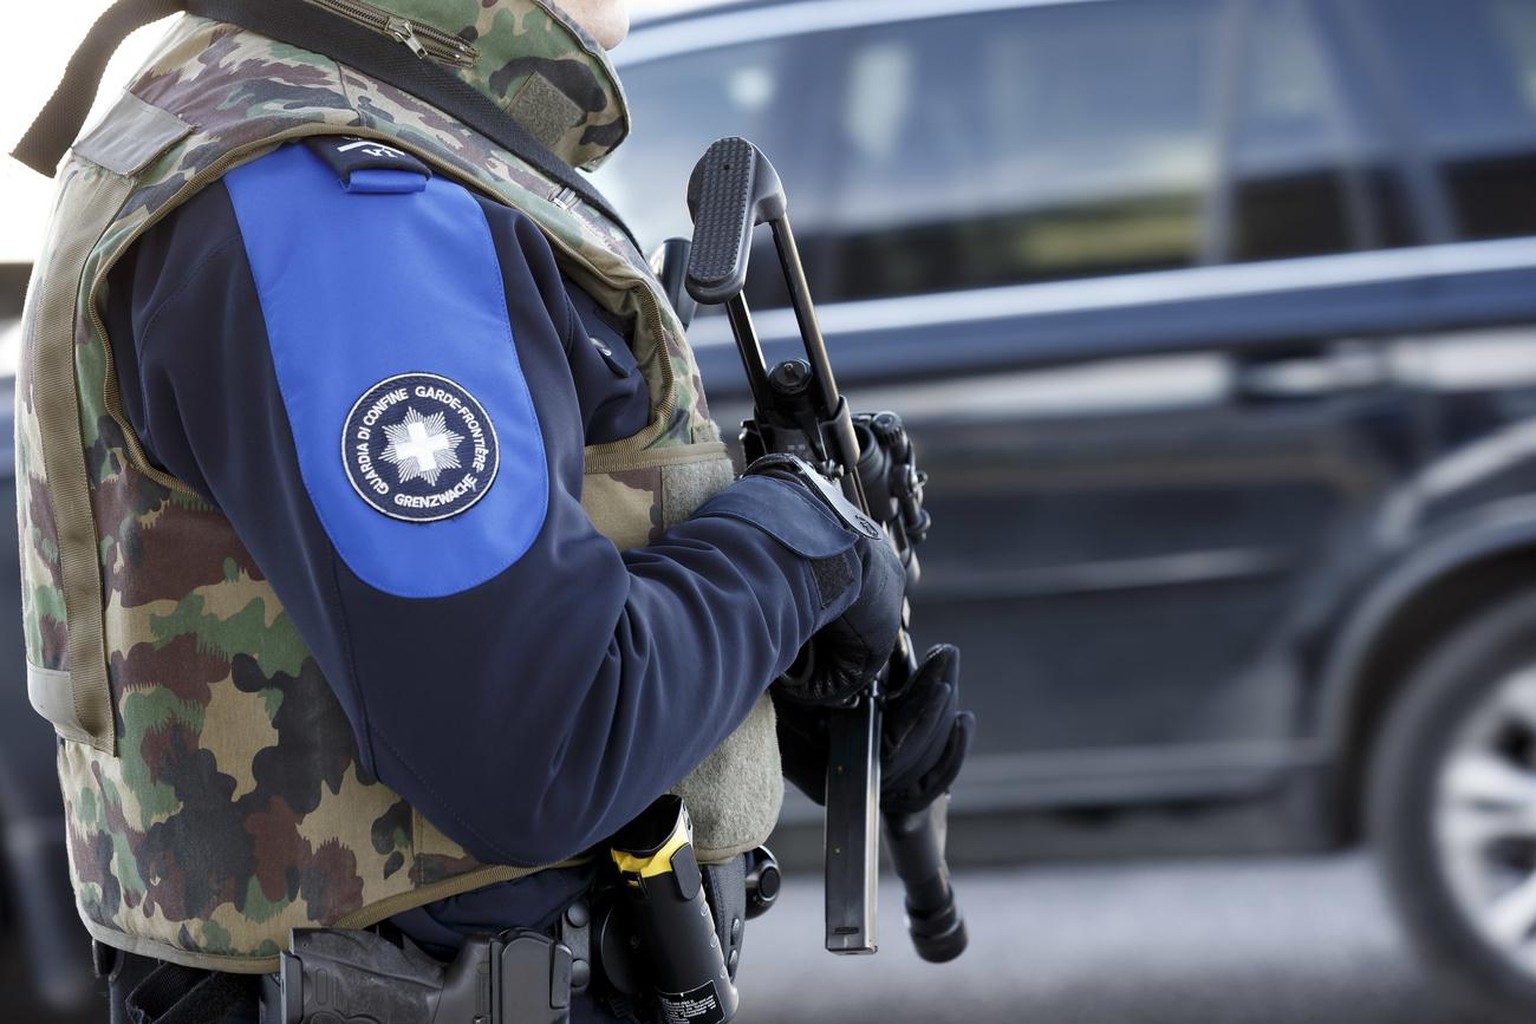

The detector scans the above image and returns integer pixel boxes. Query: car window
[1365,0,1536,241]
[814,0,1226,304]
[593,37,827,311]
[1226,0,1412,261]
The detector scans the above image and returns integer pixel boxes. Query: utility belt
[113,797,780,1024]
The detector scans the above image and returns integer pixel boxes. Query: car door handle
[1232,343,1391,401]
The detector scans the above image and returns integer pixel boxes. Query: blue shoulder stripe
[223,143,548,599]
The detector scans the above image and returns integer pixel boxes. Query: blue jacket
[103,142,862,955]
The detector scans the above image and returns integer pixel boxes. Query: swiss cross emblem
[343,373,499,522]
[382,407,464,486]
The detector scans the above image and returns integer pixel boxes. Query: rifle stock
[684,136,966,962]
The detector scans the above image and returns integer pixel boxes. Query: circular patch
[342,373,499,523]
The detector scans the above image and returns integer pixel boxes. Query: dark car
[6,0,1536,1015]
[591,0,1536,1014]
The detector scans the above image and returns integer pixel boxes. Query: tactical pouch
[265,928,575,1024]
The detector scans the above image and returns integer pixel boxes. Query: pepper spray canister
[611,795,739,1024]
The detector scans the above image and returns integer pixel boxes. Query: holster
[264,927,576,1024]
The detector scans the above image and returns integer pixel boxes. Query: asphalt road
[735,853,1483,1024]
[2,852,1497,1024]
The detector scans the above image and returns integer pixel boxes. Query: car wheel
[1371,588,1536,1020]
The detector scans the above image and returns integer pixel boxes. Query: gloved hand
[743,454,906,707]
[776,644,974,814]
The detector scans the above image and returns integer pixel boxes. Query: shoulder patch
[344,373,499,522]
[222,142,548,599]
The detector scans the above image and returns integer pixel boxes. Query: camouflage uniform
[18,1,781,975]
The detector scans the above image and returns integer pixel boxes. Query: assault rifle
[675,137,966,961]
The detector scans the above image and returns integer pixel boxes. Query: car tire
[1371,588,1536,1022]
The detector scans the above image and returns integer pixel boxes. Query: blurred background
[6,0,1536,1021]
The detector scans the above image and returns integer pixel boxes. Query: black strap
[125,961,258,1024]
[10,0,183,176]
[11,0,638,248]
[699,855,748,982]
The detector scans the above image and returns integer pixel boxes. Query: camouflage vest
[17,6,781,974]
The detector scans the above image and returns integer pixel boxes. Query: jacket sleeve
[103,142,863,866]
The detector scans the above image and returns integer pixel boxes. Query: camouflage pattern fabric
[17,306,66,675]
[368,0,631,169]
[17,4,778,974]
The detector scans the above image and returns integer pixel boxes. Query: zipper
[307,0,478,67]
[601,286,677,455]
[540,194,679,455]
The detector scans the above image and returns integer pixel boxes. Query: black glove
[744,454,906,706]
[776,644,974,815]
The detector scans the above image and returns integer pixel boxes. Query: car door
[605,0,1431,811]
[799,0,1432,809]
[1335,0,1536,496]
